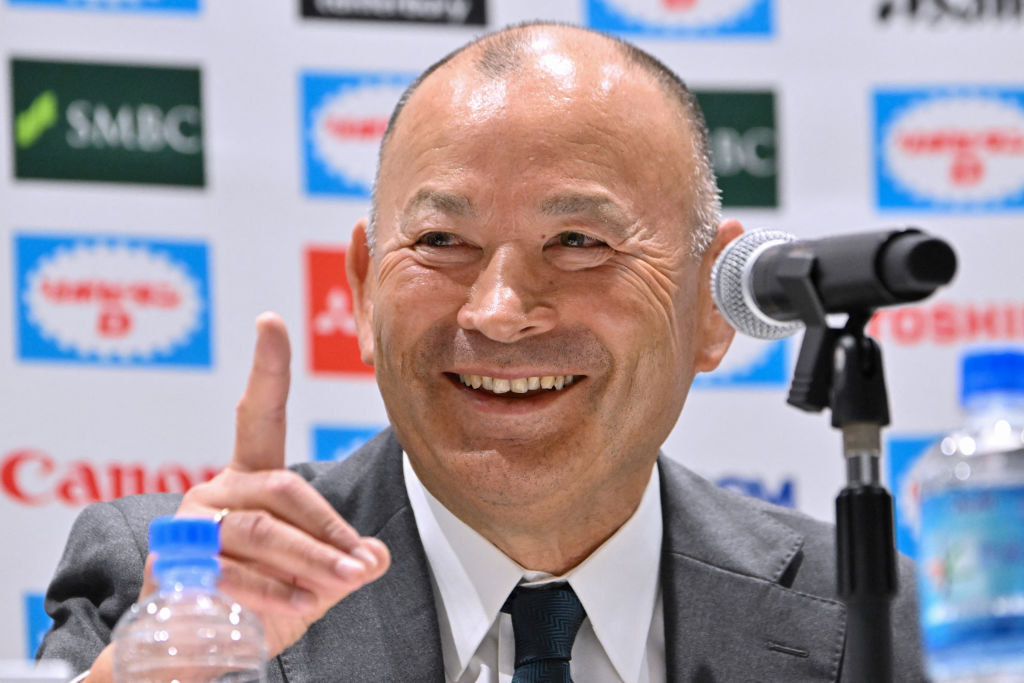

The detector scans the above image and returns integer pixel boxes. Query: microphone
[710,228,957,339]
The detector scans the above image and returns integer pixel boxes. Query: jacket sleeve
[890,551,928,681]
[35,493,182,676]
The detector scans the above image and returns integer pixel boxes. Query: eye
[544,230,613,271]
[412,230,479,266]
[555,231,605,248]
[417,231,462,247]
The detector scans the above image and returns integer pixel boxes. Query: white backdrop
[1,0,1022,663]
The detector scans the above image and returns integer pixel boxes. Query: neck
[423,461,656,575]
[485,508,637,575]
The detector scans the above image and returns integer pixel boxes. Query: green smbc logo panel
[11,58,205,187]
[694,90,778,208]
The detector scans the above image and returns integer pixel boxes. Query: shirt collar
[403,453,662,683]
[566,464,662,682]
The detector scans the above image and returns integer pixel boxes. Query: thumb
[232,312,291,472]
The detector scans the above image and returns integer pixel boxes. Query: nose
[456,247,558,343]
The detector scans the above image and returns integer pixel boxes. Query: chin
[421,438,587,495]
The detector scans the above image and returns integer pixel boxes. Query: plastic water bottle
[112,516,266,682]
[910,349,1024,682]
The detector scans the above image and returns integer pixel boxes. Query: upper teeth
[458,374,576,394]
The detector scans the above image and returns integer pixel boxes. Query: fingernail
[334,555,365,579]
[352,545,378,570]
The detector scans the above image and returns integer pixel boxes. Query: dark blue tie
[502,584,587,683]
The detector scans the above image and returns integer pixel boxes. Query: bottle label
[917,485,1024,656]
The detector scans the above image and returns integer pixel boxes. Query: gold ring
[213,508,231,525]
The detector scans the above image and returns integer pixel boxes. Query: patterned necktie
[502,584,587,683]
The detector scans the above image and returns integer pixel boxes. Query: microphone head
[711,229,802,340]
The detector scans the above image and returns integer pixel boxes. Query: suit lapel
[274,431,444,682]
[658,457,846,682]
[266,437,847,681]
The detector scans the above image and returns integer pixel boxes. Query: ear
[346,218,376,366]
[693,219,744,373]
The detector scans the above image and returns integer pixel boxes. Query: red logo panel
[306,247,373,376]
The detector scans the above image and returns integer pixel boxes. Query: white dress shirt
[403,454,666,683]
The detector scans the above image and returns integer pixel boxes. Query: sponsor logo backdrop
[14,233,212,367]
[302,71,414,198]
[301,0,487,25]
[874,87,1024,211]
[0,0,1020,664]
[11,59,205,187]
[6,0,199,12]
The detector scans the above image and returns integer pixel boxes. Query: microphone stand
[775,251,897,683]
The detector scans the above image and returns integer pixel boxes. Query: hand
[164,312,390,657]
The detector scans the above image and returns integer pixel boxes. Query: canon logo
[868,301,1024,345]
[1,449,218,507]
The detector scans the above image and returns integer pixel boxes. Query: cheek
[587,262,684,344]
[377,254,479,305]
[582,265,700,391]
[372,262,467,355]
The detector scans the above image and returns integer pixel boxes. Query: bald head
[368,22,721,258]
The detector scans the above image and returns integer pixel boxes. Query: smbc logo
[694,90,778,208]
[709,125,775,179]
[14,90,58,149]
[15,90,200,154]
[11,58,205,187]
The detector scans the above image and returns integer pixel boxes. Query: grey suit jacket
[38,429,926,681]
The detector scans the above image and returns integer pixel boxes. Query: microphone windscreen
[710,229,801,340]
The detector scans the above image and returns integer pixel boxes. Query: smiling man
[38,22,925,682]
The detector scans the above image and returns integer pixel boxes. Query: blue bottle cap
[149,516,220,579]
[961,349,1024,406]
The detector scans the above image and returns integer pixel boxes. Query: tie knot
[503,584,587,671]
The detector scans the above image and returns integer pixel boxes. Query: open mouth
[448,373,579,397]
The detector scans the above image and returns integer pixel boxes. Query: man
[38,22,925,682]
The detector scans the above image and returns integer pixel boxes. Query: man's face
[349,34,735,525]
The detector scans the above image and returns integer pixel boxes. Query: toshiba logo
[1,449,217,507]
[876,89,1024,210]
[868,300,1024,346]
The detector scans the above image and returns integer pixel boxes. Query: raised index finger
[232,311,291,472]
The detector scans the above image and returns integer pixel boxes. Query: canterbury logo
[15,90,58,149]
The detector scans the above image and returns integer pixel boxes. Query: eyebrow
[399,189,634,239]
[402,190,475,225]
[540,192,633,239]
